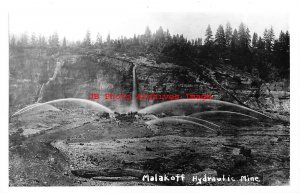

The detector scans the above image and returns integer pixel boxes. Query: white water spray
[12,98,113,117]
[37,61,63,102]
[131,64,138,111]
[145,117,216,132]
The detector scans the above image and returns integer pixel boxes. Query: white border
[1,0,300,193]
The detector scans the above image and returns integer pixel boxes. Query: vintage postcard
[4,0,298,190]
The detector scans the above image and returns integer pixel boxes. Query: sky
[8,0,289,42]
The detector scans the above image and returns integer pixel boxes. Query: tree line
[9,22,289,80]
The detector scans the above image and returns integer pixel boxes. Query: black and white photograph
[2,0,300,190]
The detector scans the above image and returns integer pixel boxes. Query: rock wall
[9,49,290,114]
[10,50,208,112]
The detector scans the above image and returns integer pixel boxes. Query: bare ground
[9,107,289,186]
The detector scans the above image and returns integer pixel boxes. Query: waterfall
[36,60,63,103]
[131,64,139,111]
[36,83,45,102]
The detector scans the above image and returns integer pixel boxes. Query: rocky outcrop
[31,53,209,111]
[10,49,290,115]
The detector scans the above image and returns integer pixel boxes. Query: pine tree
[263,27,274,51]
[204,25,213,46]
[252,32,258,48]
[257,36,265,49]
[156,26,164,40]
[83,30,91,47]
[96,33,102,46]
[144,26,152,44]
[106,33,111,44]
[237,22,250,49]
[31,33,37,46]
[165,29,171,42]
[268,27,275,50]
[38,35,47,47]
[285,31,290,51]
[198,38,202,45]
[133,34,139,44]
[225,22,232,47]
[144,26,151,39]
[231,29,238,49]
[246,28,251,46]
[273,30,289,77]
[62,37,67,48]
[19,33,29,47]
[278,31,285,45]
[215,25,226,49]
[49,32,59,47]
[191,39,195,46]
[53,33,59,47]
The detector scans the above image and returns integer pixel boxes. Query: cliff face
[10,50,208,112]
[35,54,133,111]
[37,54,211,111]
[9,49,289,114]
[9,48,57,113]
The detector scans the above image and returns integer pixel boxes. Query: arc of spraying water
[12,103,42,116]
[145,117,216,132]
[12,98,114,117]
[171,116,221,128]
[138,99,271,119]
[189,111,258,120]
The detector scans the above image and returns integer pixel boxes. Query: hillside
[9,47,290,186]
